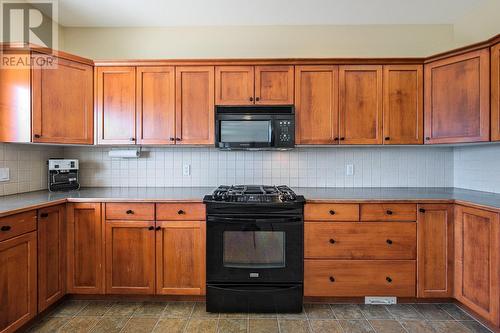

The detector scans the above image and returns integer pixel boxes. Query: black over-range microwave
[215,105,295,150]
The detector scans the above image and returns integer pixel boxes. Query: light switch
[346,164,354,176]
[183,164,191,176]
[0,168,9,181]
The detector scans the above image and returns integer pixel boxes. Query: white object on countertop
[108,149,141,158]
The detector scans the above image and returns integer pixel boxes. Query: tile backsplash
[63,146,454,188]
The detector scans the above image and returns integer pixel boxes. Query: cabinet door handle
[385,137,390,141]
[34,134,41,138]
[329,210,335,215]
[329,276,335,282]
[329,239,336,244]
[148,226,154,231]
[129,137,135,141]
[249,97,254,102]
[155,226,161,231]
[170,137,175,141]
[340,137,345,141]
[40,213,49,218]
[425,137,430,141]
[255,97,260,102]
[386,276,392,283]
[386,239,393,245]
[386,210,393,215]
[1,225,11,232]
[126,210,134,215]
[177,210,185,215]
[175,138,181,141]
[419,208,426,213]
[333,137,339,141]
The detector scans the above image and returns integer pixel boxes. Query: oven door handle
[209,285,300,293]
[207,216,302,224]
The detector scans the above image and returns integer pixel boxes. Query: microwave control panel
[277,120,294,145]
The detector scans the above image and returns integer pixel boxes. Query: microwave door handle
[269,120,275,146]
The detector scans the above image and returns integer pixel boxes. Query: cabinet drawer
[305,222,416,259]
[304,260,416,297]
[0,211,37,242]
[156,203,205,221]
[360,203,416,221]
[305,204,359,221]
[105,203,155,220]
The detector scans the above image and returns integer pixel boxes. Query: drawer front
[305,222,416,259]
[304,260,416,297]
[105,203,155,220]
[360,203,417,221]
[156,203,205,221]
[305,204,359,221]
[0,211,37,242]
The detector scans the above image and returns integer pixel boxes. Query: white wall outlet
[0,168,9,182]
[182,164,191,176]
[346,164,354,176]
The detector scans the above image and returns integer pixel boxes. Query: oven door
[206,215,303,284]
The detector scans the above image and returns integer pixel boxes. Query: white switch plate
[346,164,354,176]
[182,164,191,176]
[0,168,9,181]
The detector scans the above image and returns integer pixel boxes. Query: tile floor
[26,301,493,333]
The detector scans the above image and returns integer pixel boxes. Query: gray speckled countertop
[1,187,499,217]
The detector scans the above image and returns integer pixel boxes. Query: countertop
[1,187,500,217]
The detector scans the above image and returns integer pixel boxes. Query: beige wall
[61,24,457,59]
[453,0,500,45]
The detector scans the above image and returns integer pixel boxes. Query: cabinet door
[67,203,103,294]
[38,205,66,312]
[339,65,383,144]
[96,66,137,145]
[383,65,423,145]
[175,66,215,144]
[156,221,205,295]
[0,232,37,333]
[215,66,254,105]
[105,221,156,294]
[295,66,339,144]
[255,66,294,105]
[455,206,500,326]
[424,49,490,144]
[492,43,500,141]
[417,204,453,298]
[32,54,93,144]
[136,66,176,144]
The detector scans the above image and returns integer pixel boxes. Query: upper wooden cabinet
[424,49,490,144]
[215,65,294,105]
[136,66,176,144]
[383,65,423,145]
[295,66,339,144]
[175,66,215,144]
[492,43,500,141]
[32,54,93,144]
[339,65,383,144]
[96,66,137,145]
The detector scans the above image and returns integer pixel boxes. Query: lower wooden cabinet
[454,205,500,326]
[0,232,37,333]
[66,203,104,294]
[38,205,66,312]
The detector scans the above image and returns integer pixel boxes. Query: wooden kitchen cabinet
[215,66,254,105]
[417,204,453,298]
[156,221,206,295]
[136,66,176,144]
[175,66,215,144]
[96,66,137,144]
[295,66,339,144]
[454,205,500,326]
[339,65,383,144]
[105,221,156,294]
[37,205,66,312]
[32,54,93,144]
[0,232,37,333]
[492,43,500,141]
[424,49,490,144]
[254,66,294,105]
[383,65,423,144]
[66,203,104,294]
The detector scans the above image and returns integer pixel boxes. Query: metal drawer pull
[155,226,161,231]
[148,226,154,231]
[40,213,49,218]
[126,210,134,214]
[329,210,335,215]
[1,226,11,232]
[386,210,393,215]
[177,210,185,215]
[386,239,393,245]
[419,208,426,213]
[386,276,392,283]
[329,276,335,282]
[329,239,336,244]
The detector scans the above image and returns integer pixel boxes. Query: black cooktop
[205,185,300,203]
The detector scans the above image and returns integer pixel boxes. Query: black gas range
[204,185,304,313]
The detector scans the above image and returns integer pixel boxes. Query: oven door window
[220,121,271,143]
[223,231,285,268]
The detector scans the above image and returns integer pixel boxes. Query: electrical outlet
[0,168,9,182]
[346,164,354,176]
[182,164,191,176]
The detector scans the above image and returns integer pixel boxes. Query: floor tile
[163,302,196,318]
[59,316,100,333]
[77,301,114,316]
[133,302,168,318]
[278,309,307,319]
[90,316,130,333]
[185,318,218,333]
[105,301,142,317]
[309,319,343,333]
[193,302,220,318]
[439,304,474,321]
[49,300,89,317]
[218,318,248,333]
[248,312,277,319]
[359,305,394,319]
[248,319,279,333]
[219,312,248,319]
[120,317,159,333]
[459,320,493,333]
[400,319,437,333]
[278,319,311,333]
[304,304,335,319]
[153,318,188,333]
[385,304,424,320]
[338,319,375,333]
[428,321,471,333]
[413,304,454,320]
[27,317,69,333]
[368,319,405,333]
[330,304,364,319]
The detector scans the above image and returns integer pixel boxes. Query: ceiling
[57,0,487,27]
